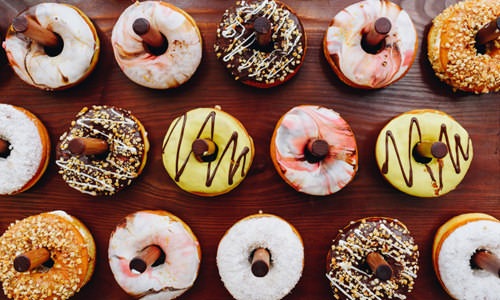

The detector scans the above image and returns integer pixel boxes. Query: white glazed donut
[433,213,500,299]
[324,0,417,89]
[216,213,304,300]
[0,104,50,195]
[108,210,201,300]
[2,3,100,90]
[112,1,202,89]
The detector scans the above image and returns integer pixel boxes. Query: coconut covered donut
[162,106,254,196]
[2,3,99,90]
[375,109,473,197]
[324,0,417,89]
[108,210,201,300]
[433,213,500,299]
[270,105,358,196]
[428,0,500,93]
[0,210,96,300]
[214,0,306,88]
[56,105,149,196]
[217,213,304,300]
[112,1,202,89]
[326,217,419,300]
[0,104,50,195]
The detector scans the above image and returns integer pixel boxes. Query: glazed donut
[56,105,149,196]
[326,217,419,300]
[433,213,500,299]
[0,210,96,300]
[2,3,99,90]
[324,0,417,89]
[112,1,202,89]
[162,106,254,196]
[216,213,304,300]
[270,105,358,196]
[375,109,473,197]
[0,104,50,195]
[214,0,306,88]
[108,210,201,299]
[428,0,500,93]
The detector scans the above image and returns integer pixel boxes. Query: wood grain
[0,0,499,299]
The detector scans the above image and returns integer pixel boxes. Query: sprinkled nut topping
[326,218,419,300]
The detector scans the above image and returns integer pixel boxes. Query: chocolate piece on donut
[214,0,307,88]
[56,105,149,196]
[433,213,500,299]
[162,106,254,196]
[428,0,500,93]
[0,104,50,195]
[0,211,96,300]
[217,213,304,300]
[108,210,201,300]
[3,3,100,91]
[271,105,358,196]
[324,0,418,89]
[326,217,419,300]
[112,1,202,89]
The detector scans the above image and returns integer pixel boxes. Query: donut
[214,0,306,88]
[108,210,201,299]
[433,213,500,299]
[0,210,96,300]
[375,109,473,197]
[326,217,419,300]
[2,3,100,91]
[324,0,418,89]
[162,106,254,196]
[270,105,358,196]
[55,105,149,196]
[0,104,50,195]
[112,1,202,89]
[216,212,304,300]
[427,0,500,93]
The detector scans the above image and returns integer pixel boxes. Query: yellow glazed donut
[428,0,500,93]
[324,0,417,89]
[270,105,358,196]
[0,211,96,300]
[108,210,201,299]
[375,109,473,197]
[433,213,500,299]
[162,106,254,196]
[0,104,50,195]
[216,213,304,300]
[2,3,100,91]
[112,1,202,89]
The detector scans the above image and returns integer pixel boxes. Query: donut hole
[303,142,328,164]
[412,144,432,164]
[44,33,64,57]
[251,39,275,53]
[42,257,55,269]
[151,247,166,267]
[361,36,387,55]
[0,139,12,158]
[143,34,168,56]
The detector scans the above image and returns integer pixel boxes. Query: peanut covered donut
[214,0,306,88]
[326,217,419,300]
[0,104,50,195]
[217,213,304,300]
[0,211,96,300]
[109,210,201,300]
[56,105,149,196]
[324,0,417,89]
[162,106,254,196]
[433,213,500,299]
[2,3,99,90]
[270,105,358,196]
[428,0,500,93]
[112,1,202,89]
[375,109,473,197]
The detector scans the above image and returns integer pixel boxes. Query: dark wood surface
[0,0,499,299]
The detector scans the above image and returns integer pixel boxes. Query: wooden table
[0,0,498,299]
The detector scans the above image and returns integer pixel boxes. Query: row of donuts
[0,209,499,300]
[0,103,473,198]
[2,0,499,93]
